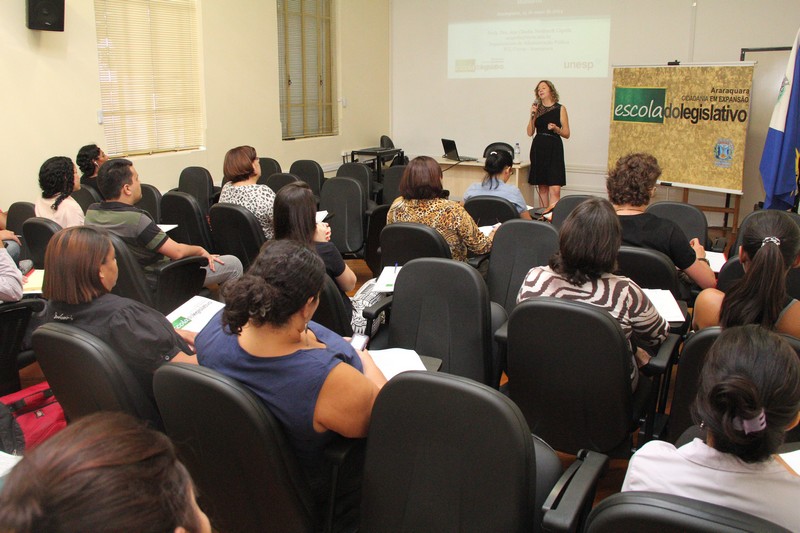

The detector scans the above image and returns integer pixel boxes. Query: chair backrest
[646,201,709,247]
[364,204,390,278]
[32,322,162,427]
[107,232,157,308]
[134,183,162,223]
[718,250,800,301]
[289,159,324,197]
[160,190,214,251]
[664,327,721,443]
[209,203,266,270]
[388,258,493,384]
[729,210,800,257]
[379,135,395,149]
[0,299,45,396]
[464,195,520,226]
[21,217,62,269]
[153,363,318,533]
[6,202,35,235]
[380,165,405,206]
[259,157,282,180]
[265,172,300,194]
[550,195,593,229]
[313,275,353,337]
[616,245,684,300]
[585,491,790,533]
[361,371,540,532]
[70,187,102,213]
[336,162,372,207]
[379,222,451,269]
[487,220,559,314]
[178,166,214,216]
[319,177,365,255]
[507,297,636,455]
[483,141,514,158]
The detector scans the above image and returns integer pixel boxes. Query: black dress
[528,103,566,186]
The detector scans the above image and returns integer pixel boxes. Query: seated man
[85,159,242,290]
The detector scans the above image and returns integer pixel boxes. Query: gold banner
[609,65,754,193]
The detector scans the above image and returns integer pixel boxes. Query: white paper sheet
[374,265,401,293]
[316,211,329,223]
[157,224,178,232]
[167,296,225,332]
[778,449,800,476]
[369,348,427,380]
[705,251,726,273]
[641,288,686,322]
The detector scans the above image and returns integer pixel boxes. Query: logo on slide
[613,87,666,124]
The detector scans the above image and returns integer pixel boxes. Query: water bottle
[514,142,521,164]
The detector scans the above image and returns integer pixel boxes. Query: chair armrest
[541,449,609,533]
[323,436,366,533]
[150,255,209,274]
[643,333,681,376]
[494,320,508,346]
[466,253,490,270]
[363,295,392,320]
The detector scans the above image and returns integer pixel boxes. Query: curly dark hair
[221,240,325,334]
[76,144,101,178]
[38,156,76,211]
[606,153,661,207]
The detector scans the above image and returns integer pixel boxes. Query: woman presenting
[527,80,570,209]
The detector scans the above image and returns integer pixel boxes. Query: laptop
[441,139,478,162]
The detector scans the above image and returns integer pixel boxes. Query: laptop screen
[441,138,460,160]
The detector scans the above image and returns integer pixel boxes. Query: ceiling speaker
[26,0,65,32]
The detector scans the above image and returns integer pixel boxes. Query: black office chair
[616,245,691,314]
[487,219,558,315]
[22,217,62,269]
[290,159,325,200]
[134,183,162,223]
[0,299,45,396]
[320,178,366,257]
[380,164,404,206]
[6,202,35,261]
[178,166,216,217]
[259,157,282,181]
[464,195,519,226]
[482,141,514,157]
[585,491,790,532]
[33,323,162,428]
[336,162,381,208]
[365,258,496,386]
[265,172,301,193]
[153,363,359,533]
[108,233,207,315]
[646,201,709,248]
[378,222,451,269]
[209,203,266,270]
[160,191,214,251]
[717,254,800,301]
[550,195,593,229]
[661,327,721,443]
[377,134,399,169]
[313,275,353,337]
[362,371,609,533]
[505,298,674,457]
[364,204,390,277]
[70,186,102,213]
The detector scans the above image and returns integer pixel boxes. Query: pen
[394,262,398,273]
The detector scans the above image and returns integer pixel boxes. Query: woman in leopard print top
[219,146,276,239]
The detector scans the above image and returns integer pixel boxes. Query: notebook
[441,138,478,162]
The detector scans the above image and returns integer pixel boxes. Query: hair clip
[761,236,781,247]
[489,151,497,155]
[732,408,766,435]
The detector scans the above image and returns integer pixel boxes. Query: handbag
[0,382,66,454]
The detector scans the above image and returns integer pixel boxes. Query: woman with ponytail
[693,210,800,337]
[33,156,84,228]
[623,325,800,529]
[194,239,386,504]
[463,149,532,219]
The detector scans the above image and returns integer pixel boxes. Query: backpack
[0,382,66,454]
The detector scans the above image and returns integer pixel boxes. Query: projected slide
[448,17,610,79]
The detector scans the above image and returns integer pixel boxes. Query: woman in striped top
[516,197,669,389]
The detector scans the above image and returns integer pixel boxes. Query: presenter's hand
[530,102,539,116]
[547,123,558,131]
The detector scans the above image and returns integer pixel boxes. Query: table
[351,147,404,181]
[434,157,535,207]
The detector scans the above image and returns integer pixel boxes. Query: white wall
[0,0,390,206]
[390,0,800,220]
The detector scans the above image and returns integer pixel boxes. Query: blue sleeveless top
[195,312,364,483]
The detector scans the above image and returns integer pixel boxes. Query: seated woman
[0,412,210,533]
[34,156,84,228]
[693,209,800,338]
[274,182,381,335]
[622,325,800,530]
[463,149,532,220]
[516,197,669,390]
[607,153,716,290]
[76,143,108,198]
[31,226,196,400]
[218,145,276,239]
[195,239,386,501]
[387,155,493,261]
